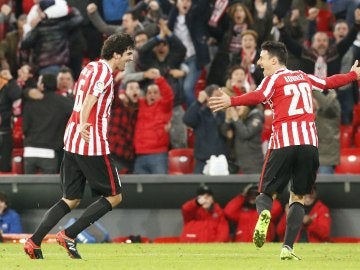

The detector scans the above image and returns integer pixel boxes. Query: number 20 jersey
[258,68,345,150]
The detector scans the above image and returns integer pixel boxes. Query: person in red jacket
[224,184,283,242]
[180,185,230,243]
[276,188,331,243]
[133,72,174,174]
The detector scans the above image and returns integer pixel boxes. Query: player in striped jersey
[209,41,360,260]
[24,33,134,260]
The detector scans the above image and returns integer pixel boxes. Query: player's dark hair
[101,33,135,60]
[41,73,57,91]
[261,41,287,65]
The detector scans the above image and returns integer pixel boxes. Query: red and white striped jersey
[230,68,357,149]
[64,60,114,155]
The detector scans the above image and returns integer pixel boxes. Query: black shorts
[259,145,319,196]
[60,151,122,199]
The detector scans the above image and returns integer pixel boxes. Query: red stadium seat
[354,127,360,148]
[11,148,24,174]
[152,236,180,243]
[330,237,360,243]
[340,125,353,149]
[194,68,207,99]
[168,148,195,175]
[353,103,360,128]
[335,148,360,174]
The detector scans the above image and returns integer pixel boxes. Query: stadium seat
[330,237,360,243]
[11,148,24,174]
[335,148,360,174]
[187,128,194,148]
[340,125,353,149]
[152,236,180,243]
[352,103,360,128]
[194,68,207,99]
[168,148,195,175]
[12,117,23,148]
[354,127,360,148]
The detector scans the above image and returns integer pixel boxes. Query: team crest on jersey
[94,81,105,94]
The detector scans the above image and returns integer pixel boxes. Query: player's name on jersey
[284,74,305,83]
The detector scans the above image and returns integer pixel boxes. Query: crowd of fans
[1,0,360,176]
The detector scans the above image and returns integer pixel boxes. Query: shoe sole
[253,210,271,248]
[56,236,81,259]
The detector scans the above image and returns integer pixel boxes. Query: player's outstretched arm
[209,90,231,112]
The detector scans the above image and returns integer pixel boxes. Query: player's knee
[62,198,81,209]
[289,193,304,205]
[106,194,122,207]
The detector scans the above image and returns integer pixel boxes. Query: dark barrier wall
[1,174,359,210]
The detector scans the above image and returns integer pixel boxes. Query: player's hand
[350,60,360,80]
[86,3,97,14]
[79,123,91,142]
[208,89,231,112]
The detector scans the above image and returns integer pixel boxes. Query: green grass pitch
[1,243,360,270]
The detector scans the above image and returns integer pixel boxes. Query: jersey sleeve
[308,71,357,90]
[87,63,112,97]
[230,76,271,106]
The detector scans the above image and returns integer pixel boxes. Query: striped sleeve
[308,71,357,90]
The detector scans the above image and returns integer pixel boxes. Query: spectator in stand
[224,184,282,242]
[21,2,83,75]
[329,0,360,25]
[183,84,228,174]
[56,66,75,98]
[167,0,211,107]
[180,184,229,243]
[0,14,29,78]
[0,69,22,172]
[0,192,22,233]
[108,80,141,174]
[67,0,103,64]
[87,3,153,38]
[221,103,264,174]
[332,19,360,125]
[312,89,341,174]
[133,74,173,174]
[207,1,269,86]
[17,64,36,91]
[23,0,69,38]
[276,187,331,243]
[22,73,73,174]
[137,19,188,149]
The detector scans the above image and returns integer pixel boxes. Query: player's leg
[58,154,122,258]
[280,145,319,260]
[253,148,293,248]
[25,152,85,259]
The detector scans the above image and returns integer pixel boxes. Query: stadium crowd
[0,0,358,244]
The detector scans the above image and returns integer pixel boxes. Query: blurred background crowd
[1,0,360,177]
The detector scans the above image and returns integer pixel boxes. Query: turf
[1,243,359,270]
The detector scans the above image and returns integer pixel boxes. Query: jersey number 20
[284,82,312,116]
